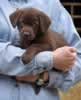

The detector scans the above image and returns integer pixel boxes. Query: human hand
[52,46,77,72]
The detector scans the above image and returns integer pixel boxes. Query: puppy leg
[16,43,49,83]
[22,43,51,64]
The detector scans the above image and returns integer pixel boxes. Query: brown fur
[10,8,68,64]
[9,8,68,83]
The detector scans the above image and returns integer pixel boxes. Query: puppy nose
[23,32,33,40]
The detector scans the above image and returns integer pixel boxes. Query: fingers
[65,59,76,71]
[67,52,76,59]
[69,47,77,52]
[53,46,77,72]
[66,47,77,58]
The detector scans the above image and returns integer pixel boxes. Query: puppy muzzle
[23,32,35,40]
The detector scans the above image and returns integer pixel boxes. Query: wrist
[52,52,63,71]
[35,51,54,70]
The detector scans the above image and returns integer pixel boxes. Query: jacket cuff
[34,51,54,72]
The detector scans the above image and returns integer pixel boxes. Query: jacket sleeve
[47,2,81,91]
[0,41,54,76]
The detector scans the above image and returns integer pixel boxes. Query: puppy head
[9,8,51,42]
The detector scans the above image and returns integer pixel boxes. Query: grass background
[59,82,81,100]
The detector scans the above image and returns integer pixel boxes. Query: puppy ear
[39,12,51,33]
[9,10,22,28]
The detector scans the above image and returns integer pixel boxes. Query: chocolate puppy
[10,8,68,64]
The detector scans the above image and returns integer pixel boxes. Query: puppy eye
[18,22,24,29]
[35,21,39,25]
[32,20,39,27]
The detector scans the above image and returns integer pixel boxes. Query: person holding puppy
[0,0,80,100]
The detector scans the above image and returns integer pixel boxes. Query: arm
[46,0,81,91]
[0,41,54,76]
[0,0,55,82]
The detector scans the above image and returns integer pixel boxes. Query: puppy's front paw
[21,51,32,64]
[21,45,40,64]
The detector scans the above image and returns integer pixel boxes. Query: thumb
[69,47,77,53]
